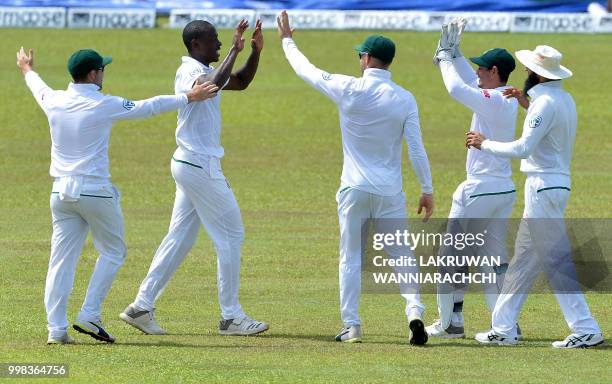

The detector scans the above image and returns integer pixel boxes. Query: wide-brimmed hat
[515,45,572,80]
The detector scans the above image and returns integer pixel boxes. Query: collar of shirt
[67,82,101,94]
[363,68,391,80]
[527,80,563,99]
[181,55,212,70]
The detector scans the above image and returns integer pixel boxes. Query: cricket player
[120,19,269,336]
[16,47,218,344]
[468,46,604,348]
[277,11,434,345]
[426,18,519,338]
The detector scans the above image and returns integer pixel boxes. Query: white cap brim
[515,50,573,80]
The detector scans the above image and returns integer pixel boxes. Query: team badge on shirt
[322,72,333,81]
[529,115,542,128]
[122,99,135,110]
[482,90,491,99]
[189,68,205,78]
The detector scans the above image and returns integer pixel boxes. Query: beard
[523,71,540,94]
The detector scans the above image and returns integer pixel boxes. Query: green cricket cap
[354,35,396,63]
[469,48,516,74]
[67,49,112,78]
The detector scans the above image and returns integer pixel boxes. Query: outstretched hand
[251,19,264,52]
[16,46,34,74]
[277,10,295,39]
[187,81,219,103]
[433,17,467,65]
[502,87,525,99]
[466,131,486,150]
[503,87,530,109]
[232,19,249,52]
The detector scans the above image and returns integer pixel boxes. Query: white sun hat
[515,45,573,80]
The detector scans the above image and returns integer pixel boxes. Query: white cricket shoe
[426,319,465,339]
[552,333,604,349]
[47,333,76,345]
[219,316,269,336]
[73,318,115,343]
[335,325,362,343]
[119,304,167,335]
[475,330,517,346]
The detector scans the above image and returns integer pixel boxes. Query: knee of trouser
[99,241,127,266]
[339,253,361,273]
[214,228,244,249]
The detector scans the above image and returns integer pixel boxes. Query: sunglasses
[358,51,368,59]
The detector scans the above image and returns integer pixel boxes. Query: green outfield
[0,28,610,383]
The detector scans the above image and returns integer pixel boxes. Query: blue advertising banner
[0,0,606,12]
[0,0,154,9]
[154,0,604,13]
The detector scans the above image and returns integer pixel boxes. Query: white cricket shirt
[282,38,433,196]
[174,56,224,159]
[440,57,518,179]
[481,81,575,178]
[25,70,188,179]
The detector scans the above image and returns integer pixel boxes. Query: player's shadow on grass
[112,341,261,348]
[519,338,611,349]
[263,332,487,347]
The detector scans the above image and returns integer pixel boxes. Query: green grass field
[0,28,610,383]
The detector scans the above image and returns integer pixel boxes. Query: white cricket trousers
[337,187,424,327]
[134,154,245,320]
[46,183,126,338]
[437,177,515,328]
[492,174,601,337]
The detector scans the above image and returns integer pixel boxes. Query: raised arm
[277,10,351,103]
[452,55,478,87]
[17,47,54,113]
[439,59,505,117]
[225,19,263,91]
[196,20,248,89]
[108,82,218,121]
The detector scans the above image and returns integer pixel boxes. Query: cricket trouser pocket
[172,147,226,178]
[449,178,516,219]
[524,174,571,219]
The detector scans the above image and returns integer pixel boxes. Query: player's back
[337,68,416,195]
[44,84,114,177]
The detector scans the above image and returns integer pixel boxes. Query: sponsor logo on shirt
[322,72,333,81]
[122,99,135,110]
[529,115,543,129]
[482,90,491,99]
[189,68,205,78]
